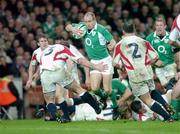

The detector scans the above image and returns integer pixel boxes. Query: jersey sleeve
[30,51,38,66]
[169,15,180,41]
[113,43,121,64]
[70,45,84,60]
[102,27,113,42]
[144,41,158,62]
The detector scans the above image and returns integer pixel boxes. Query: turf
[0,119,180,134]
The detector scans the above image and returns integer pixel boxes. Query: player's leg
[171,79,180,120]
[139,92,171,121]
[40,71,57,121]
[55,85,71,122]
[68,80,101,114]
[131,80,171,121]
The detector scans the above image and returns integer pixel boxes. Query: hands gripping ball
[72,22,87,39]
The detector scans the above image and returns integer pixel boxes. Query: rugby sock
[57,101,70,120]
[67,105,76,115]
[171,100,179,120]
[80,92,101,114]
[72,97,84,105]
[47,103,57,119]
[165,77,177,91]
[94,89,108,100]
[150,90,167,107]
[150,101,170,120]
[110,90,118,108]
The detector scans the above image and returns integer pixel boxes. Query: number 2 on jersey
[128,43,141,58]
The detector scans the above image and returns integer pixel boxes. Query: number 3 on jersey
[128,43,141,58]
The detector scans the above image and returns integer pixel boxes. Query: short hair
[36,34,47,41]
[84,12,96,21]
[55,36,64,41]
[155,15,166,24]
[55,36,69,47]
[123,22,135,33]
[130,100,142,113]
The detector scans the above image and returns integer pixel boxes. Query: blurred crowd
[0,0,179,119]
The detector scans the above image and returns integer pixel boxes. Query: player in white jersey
[71,101,113,121]
[113,22,172,121]
[169,14,180,120]
[25,35,72,122]
[169,14,180,48]
[54,36,85,84]
[40,42,108,123]
[131,90,172,121]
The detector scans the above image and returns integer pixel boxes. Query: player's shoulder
[33,47,42,54]
[146,32,154,40]
[97,23,107,31]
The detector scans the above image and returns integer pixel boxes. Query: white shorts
[90,55,114,75]
[40,69,74,93]
[155,63,177,86]
[129,79,155,97]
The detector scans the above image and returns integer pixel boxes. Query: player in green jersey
[110,78,132,120]
[66,12,116,109]
[146,17,177,92]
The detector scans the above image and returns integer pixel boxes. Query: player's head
[54,36,69,47]
[122,22,135,34]
[155,16,166,36]
[83,12,96,30]
[36,34,49,50]
[130,100,146,114]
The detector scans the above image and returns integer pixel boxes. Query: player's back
[40,44,73,71]
[119,35,157,82]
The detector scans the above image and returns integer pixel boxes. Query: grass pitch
[0,119,180,134]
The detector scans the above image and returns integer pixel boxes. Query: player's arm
[144,41,160,65]
[107,39,116,56]
[118,89,132,106]
[169,39,180,48]
[112,43,123,69]
[77,57,107,72]
[65,24,83,35]
[25,63,36,89]
[169,17,180,48]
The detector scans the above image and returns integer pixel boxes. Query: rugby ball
[72,22,87,39]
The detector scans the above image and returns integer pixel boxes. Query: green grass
[0,119,180,134]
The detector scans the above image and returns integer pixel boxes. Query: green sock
[171,99,179,120]
[94,89,108,100]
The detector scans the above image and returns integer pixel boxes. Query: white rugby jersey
[40,44,78,71]
[69,44,84,84]
[169,14,180,42]
[69,44,84,59]
[72,101,113,121]
[113,35,158,82]
[31,47,43,66]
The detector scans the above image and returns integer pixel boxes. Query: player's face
[155,21,166,36]
[84,15,96,30]
[38,37,49,50]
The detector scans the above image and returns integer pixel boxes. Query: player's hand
[175,72,180,80]
[95,62,108,72]
[32,73,39,81]
[85,78,91,90]
[107,43,114,51]
[72,27,83,36]
[25,79,32,90]
[155,60,164,67]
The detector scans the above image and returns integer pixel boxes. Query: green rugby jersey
[146,32,174,65]
[111,78,127,108]
[83,23,113,60]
